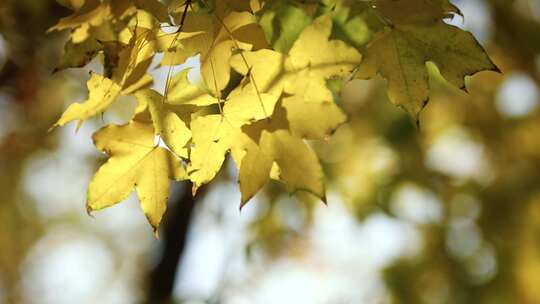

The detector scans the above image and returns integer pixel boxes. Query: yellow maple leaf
[188,87,279,189]
[189,91,346,206]
[238,125,326,207]
[167,69,218,106]
[230,14,361,103]
[88,121,185,231]
[54,19,168,129]
[49,0,140,43]
[135,89,192,158]
[161,11,266,95]
[188,14,353,205]
[54,73,121,129]
[281,95,347,140]
[49,0,112,43]
[234,97,344,206]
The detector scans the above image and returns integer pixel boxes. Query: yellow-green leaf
[282,95,347,140]
[261,129,325,200]
[237,118,326,205]
[188,87,278,189]
[161,11,262,95]
[188,115,234,189]
[55,73,121,129]
[136,89,192,158]
[167,69,218,106]
[237,137,273,206]
[357,22,499,117]
[231,14,361,103]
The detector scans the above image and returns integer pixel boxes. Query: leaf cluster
[50,0,498,230]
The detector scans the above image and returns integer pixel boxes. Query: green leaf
[259,2,312,53]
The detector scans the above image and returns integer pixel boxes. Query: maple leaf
[357,0,499,118]
[48,0,503,230]
[88,121,185,231]
[166,68,219,106]
[49,0,139,43]
[236,119,323,206]
[258,2,312,53]
[161,10,266,95]
[187,14,354,206]
[188,90,346,206]
[49,0,112,43]
[135,89,192,158]
[54,73,122,129]
[187,87,279,191]
[231,14,362,103]
[317,0,374,49]
[281,95,347,140]
[235,93,347,205]
[54,38,102,72]
[53,15,172,128]
[133,67,224,162]
[133,0,169,23]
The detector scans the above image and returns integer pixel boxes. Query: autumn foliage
[49,0,498,230]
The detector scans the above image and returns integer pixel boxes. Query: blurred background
[1,0,540,303]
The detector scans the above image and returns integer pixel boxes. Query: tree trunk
[146,183,204,304]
